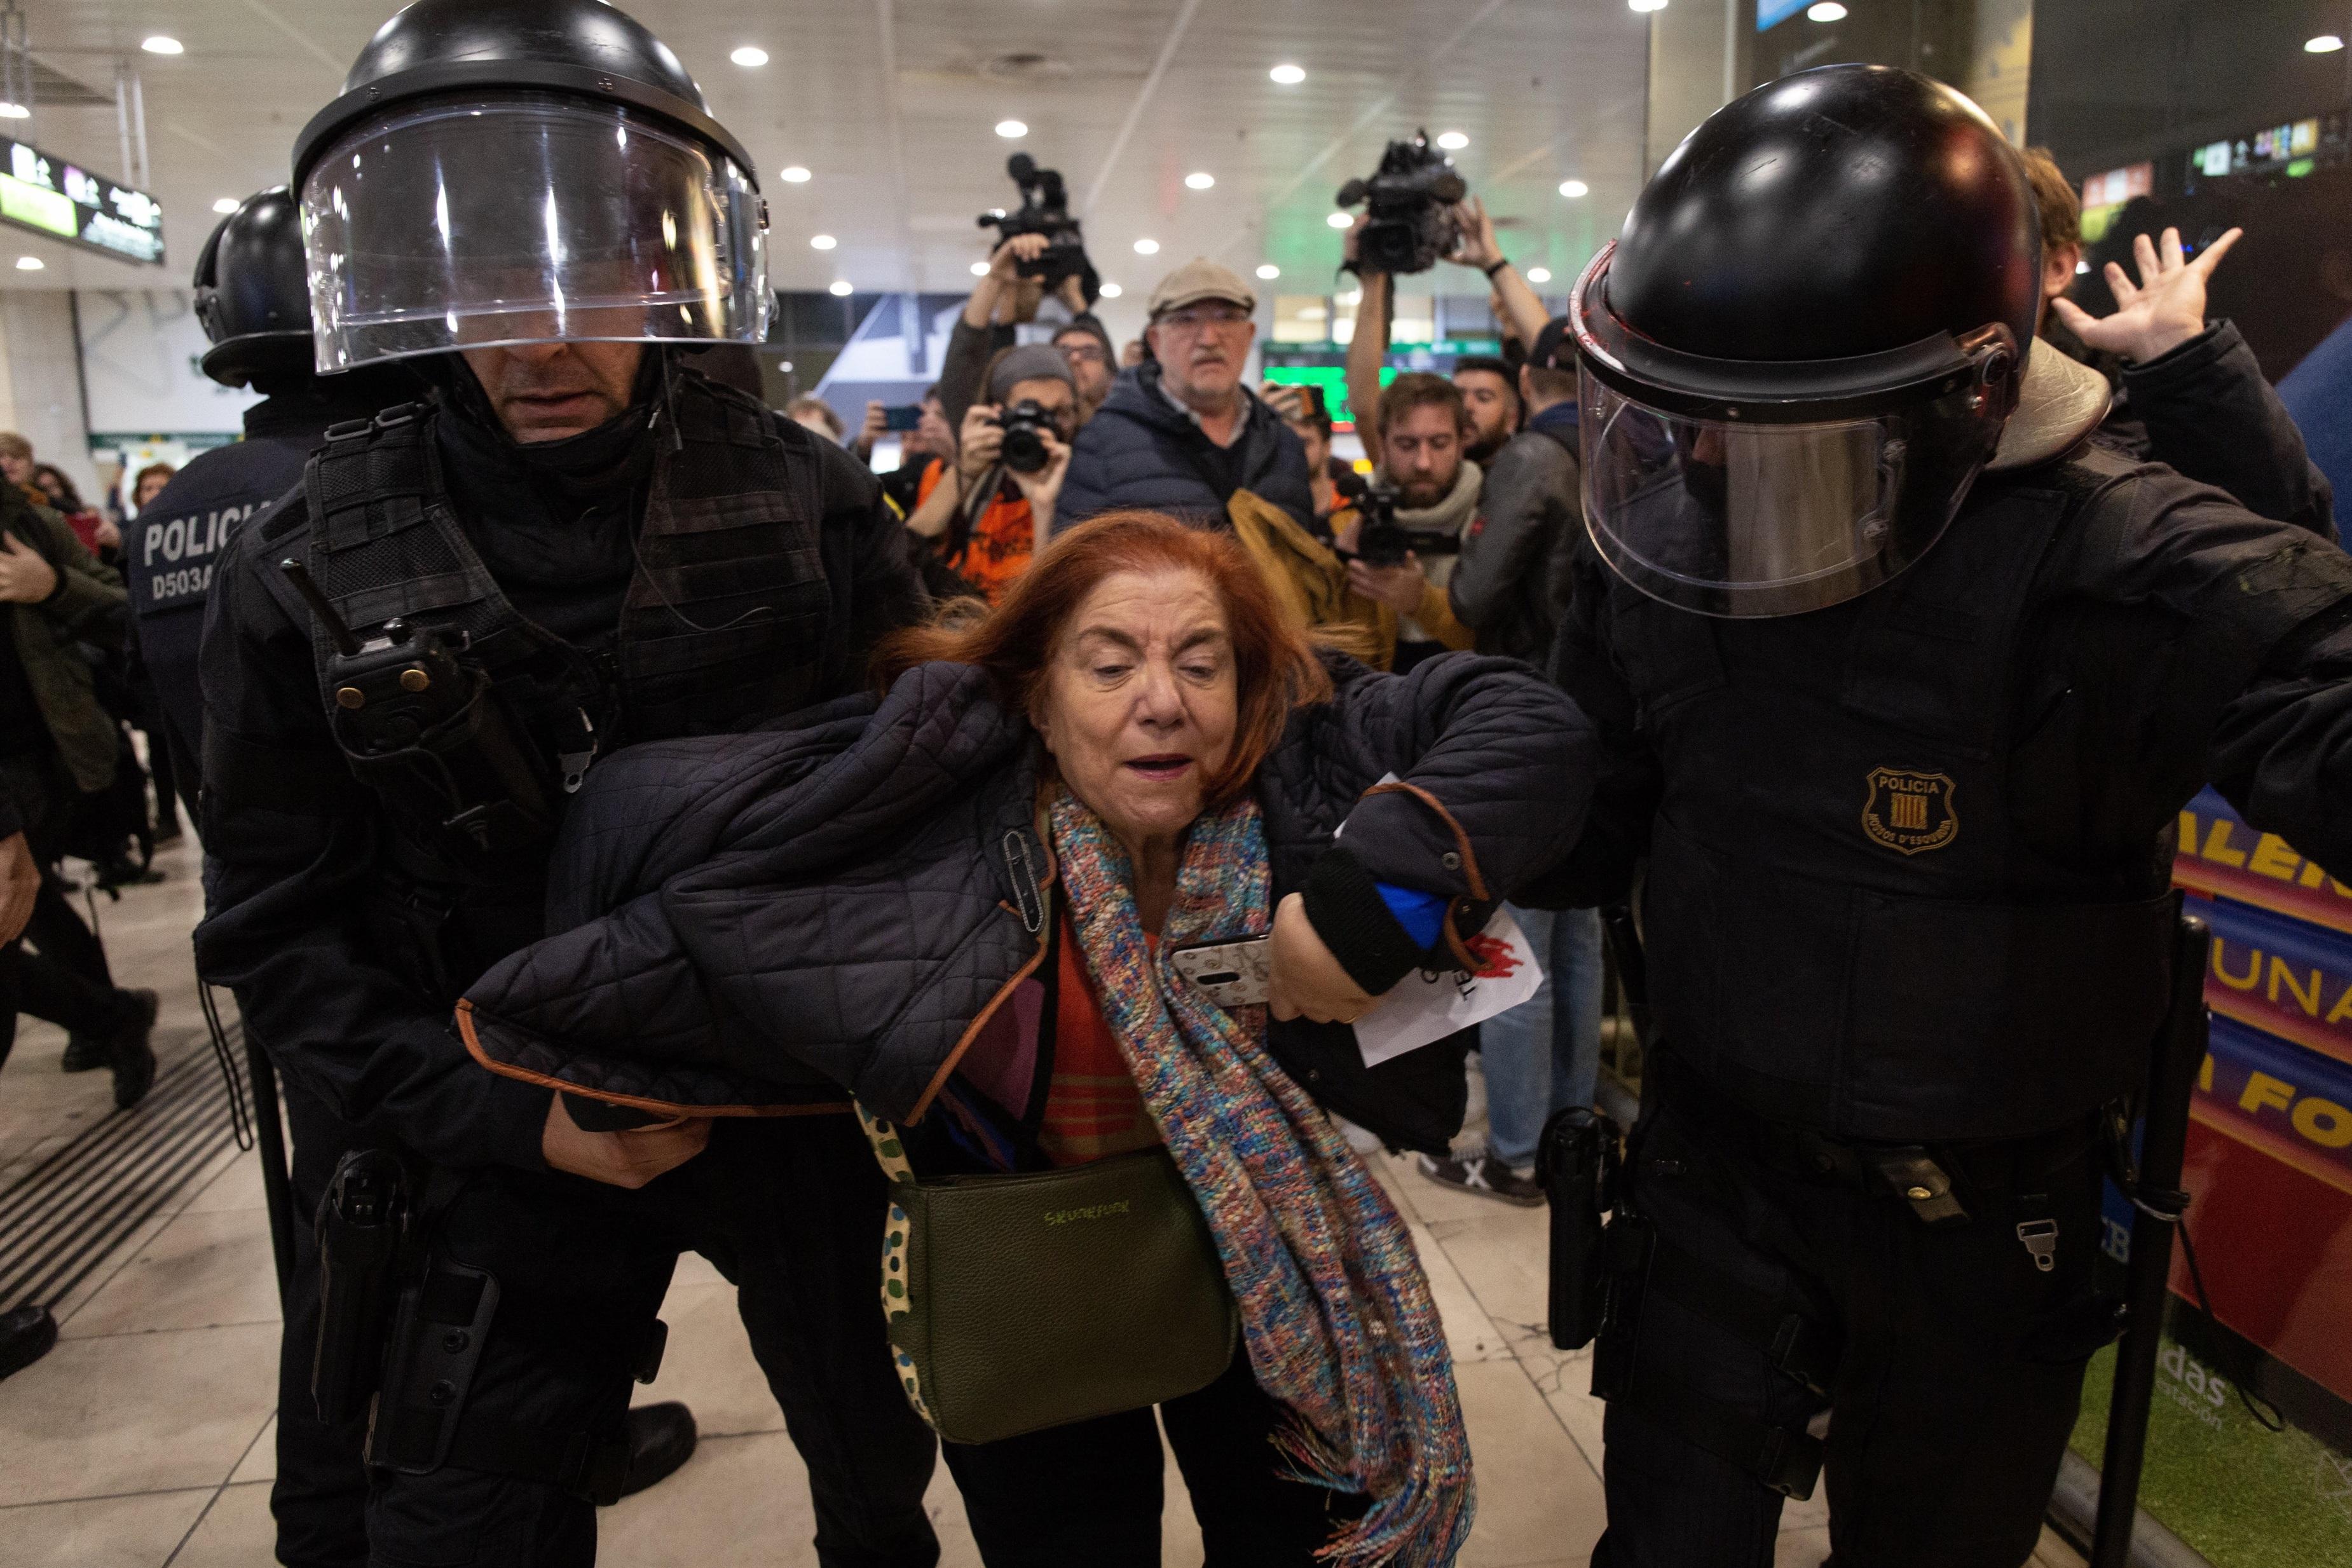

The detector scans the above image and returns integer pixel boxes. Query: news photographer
[1340,374,1477,673]
[905,346,1076,601]
[1335,132,1551,453]
[939,154,1108,432]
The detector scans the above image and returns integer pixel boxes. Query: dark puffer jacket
[1056,362,1316,534]
[458,653,1593,1155]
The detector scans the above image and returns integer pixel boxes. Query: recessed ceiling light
[2309,34,2346,53]
[1326,211,1353,229]
[1134,238,1159,255]
[995,119,1027,139]
[0,102,27,119]
[810,233,837,250]
[828,280,854,297]
[1185,171,1215,191]
[141,35,182,55]
[1526,266,1552,283]
[1256,263,1280,280]
[1807,1,1847,20]
[1628,0,1667,12]
[1269,64,1306,85]
[1436,131,1469,151]
[730,46,769,67]
[1339,287,1362,306]
[969,260,990,276]
[212,196,240,214]
[1099,282,1123,298]
[15,256,41,270]
[1559,179,1590,198]
[780,165,812,183]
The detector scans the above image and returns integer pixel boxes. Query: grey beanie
[988,343,1076,402]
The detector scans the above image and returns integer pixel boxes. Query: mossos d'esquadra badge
[1862,767,1958,855]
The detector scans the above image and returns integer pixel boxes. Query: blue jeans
[1479,905,1606,1168]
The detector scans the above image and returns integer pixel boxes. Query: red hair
[877,510,1332,803]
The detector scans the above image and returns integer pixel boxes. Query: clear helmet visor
[1580,372,2000,617]
[301,94,770,372]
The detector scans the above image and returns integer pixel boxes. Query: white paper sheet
[1353,906,1545,1067]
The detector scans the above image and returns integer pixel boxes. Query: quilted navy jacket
[458,653,1593,1154]
[1056,362,1317,535]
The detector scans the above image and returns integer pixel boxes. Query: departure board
[0,137,163,264]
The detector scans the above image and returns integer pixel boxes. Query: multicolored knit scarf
[1049,785,1473,1567]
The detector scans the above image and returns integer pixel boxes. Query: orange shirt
[916,459,1035,605]
[1037,906,1161,1165]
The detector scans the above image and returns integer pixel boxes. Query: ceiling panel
[0,0,1650,322]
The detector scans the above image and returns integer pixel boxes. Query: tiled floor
[0,840,1900,1567]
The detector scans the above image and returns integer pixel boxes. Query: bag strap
[855,1102,918,1186]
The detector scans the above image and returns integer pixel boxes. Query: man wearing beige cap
[1057,257,1314,530]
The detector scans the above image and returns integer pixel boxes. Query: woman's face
[1036,567,1238,851]
[135,473,170,508]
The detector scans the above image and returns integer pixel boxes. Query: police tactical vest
[1612,444,2177,1142]
[301,372,830,742]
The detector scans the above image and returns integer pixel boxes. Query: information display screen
[0,137,163,265]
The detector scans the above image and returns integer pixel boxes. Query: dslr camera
[997,399,1056,475]
[1337,131,1469,276]
[1353,484,1412,567]
[978,154,1098,297]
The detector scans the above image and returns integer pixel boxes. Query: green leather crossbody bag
[858,1107,1240,1445]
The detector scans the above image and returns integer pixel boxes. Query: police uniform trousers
[357,1112,939,1568]
[1590,1054,2107,1568]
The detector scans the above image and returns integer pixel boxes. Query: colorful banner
[2189,892,2352,1072]
[2190,1009,2352,1201]
[2176,787,2352,937]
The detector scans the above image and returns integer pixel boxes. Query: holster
[1536,1105,1622,1351]
[311,1149,411,1427]
[365,1252,503,1477]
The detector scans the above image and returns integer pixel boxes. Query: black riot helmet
[193,188,312,388]
[290,0,770,374]
[1571,65,2049,618]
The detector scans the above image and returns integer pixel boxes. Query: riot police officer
[131,189,418,798]
[1545,66,2352,1565]
[147,185,709,1567]
[191,3,936,1564]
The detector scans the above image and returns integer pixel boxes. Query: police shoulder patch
[1861,767,1957,855]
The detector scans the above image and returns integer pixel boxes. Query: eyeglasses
[1156,305,1252,332]
[1059,342,1109,365]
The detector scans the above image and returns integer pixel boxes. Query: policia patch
[1861,768,1957,855]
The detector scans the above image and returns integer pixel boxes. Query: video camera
[978,154,1097,298]
[1337,131,1469,276]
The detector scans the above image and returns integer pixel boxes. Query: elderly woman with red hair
[459,511,1594,1565]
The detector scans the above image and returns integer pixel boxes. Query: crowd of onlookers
[0,432,179,1113]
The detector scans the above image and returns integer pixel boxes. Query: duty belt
[1647,1051,2102,1228]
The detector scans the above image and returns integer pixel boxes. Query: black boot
[0,1304,58,1381]
[106,989,160,1110]
[613,1401,698,1500]
[60,1033,107,1072]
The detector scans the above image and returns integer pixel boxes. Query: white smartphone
[1170,937,1273,1007]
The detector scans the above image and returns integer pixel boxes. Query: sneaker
[1418,1152,1545,1207]
[59,1032,107,1073]
[106,990,160,1110]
